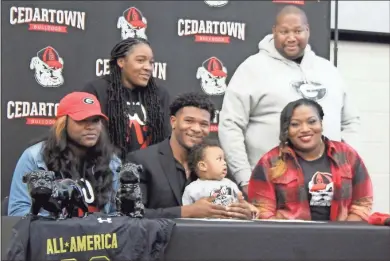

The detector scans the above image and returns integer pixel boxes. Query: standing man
[218,5,360,194]
[127,92,252,219]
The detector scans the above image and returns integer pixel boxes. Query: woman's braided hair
[107,38,165,159]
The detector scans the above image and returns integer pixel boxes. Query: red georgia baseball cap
[56,92,108,121]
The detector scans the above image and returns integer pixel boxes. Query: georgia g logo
[83,98,94,104]
[30,46,64,88]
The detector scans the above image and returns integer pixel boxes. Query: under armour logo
[97,217,112,223]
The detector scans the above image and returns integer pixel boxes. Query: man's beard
[179,136,201,151]
[181,140,192,151]
[277,46,304,60]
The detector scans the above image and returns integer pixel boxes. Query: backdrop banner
[1,0,331,198]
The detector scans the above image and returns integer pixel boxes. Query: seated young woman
[8,92,121,217]
[248,98,373,221]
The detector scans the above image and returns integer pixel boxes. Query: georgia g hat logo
[83,98,95,104]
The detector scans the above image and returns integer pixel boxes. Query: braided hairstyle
[107,38,165,159]
[270,98,324,180]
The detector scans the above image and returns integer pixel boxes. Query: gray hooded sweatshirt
[218,34,360,187]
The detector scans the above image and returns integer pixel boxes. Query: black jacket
[126,139,183,219]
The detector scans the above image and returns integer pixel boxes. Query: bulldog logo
[30,46,64,87]
[291,81,327,101]
[117,7,148,40]
[308,172,334,207]
[196,57,228,95]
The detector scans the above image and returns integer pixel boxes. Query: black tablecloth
[2,217,390,261]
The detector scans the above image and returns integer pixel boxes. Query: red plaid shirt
[248,138,373,221]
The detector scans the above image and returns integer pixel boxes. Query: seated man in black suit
[126,92,252,219]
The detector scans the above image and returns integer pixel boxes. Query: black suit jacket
[126,138,182,219]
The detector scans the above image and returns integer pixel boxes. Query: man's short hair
[169,92,216,120]
[275,5,308,25]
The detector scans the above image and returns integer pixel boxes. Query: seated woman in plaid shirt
[247,98,373,221]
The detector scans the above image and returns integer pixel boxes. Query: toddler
[182,139,258,217]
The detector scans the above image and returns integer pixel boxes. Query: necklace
[300,141,325,161]
[314,141,325,160]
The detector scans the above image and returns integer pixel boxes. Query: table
[2,217,390,261]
